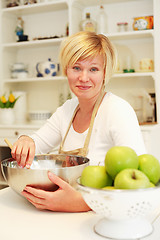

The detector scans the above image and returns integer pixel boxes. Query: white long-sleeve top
[31,92,146,165]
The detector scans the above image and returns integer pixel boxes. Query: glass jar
[117,22,128,32]
[80,13,97,32]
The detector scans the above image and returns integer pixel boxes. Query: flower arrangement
[0,92,19,108]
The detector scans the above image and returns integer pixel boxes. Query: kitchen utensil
[4,138,75,163]
[4,138,74,163]
[1,155,89,195]
[4,137,85,163]
[4,138,13,150]
[77,178,160,239]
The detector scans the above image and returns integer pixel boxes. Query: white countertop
[0,187,160,240]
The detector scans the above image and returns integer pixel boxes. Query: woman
[11,31,146,212]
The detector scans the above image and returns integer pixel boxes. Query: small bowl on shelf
[28,110,52,124]
[77,178,160,239]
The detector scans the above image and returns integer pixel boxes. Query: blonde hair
[59,31,117,84]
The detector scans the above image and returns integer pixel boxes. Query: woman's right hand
[11,135,35,168]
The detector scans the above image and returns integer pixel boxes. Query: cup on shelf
[10,63,28,79]
[117,22,128,32]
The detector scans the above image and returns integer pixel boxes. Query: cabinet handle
[15,131,19,136]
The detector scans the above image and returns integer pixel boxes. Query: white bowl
[77,178,160,239]
[28,110,52,124]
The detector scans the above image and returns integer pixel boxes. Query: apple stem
[132,171,136,180]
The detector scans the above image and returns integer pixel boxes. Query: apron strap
[59,89,106,156]
[59,104,79,153]
[79,90,106,156]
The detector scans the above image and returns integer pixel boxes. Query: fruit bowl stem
[94,217,153,239]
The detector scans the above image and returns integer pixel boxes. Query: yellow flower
[9,93,15,103]
[0,91,19,108]
[0,95,7,103]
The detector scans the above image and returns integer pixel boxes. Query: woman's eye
[90,67,98,72]
[73,66,80,71]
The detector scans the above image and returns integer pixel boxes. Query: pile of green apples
[80,146,160,190]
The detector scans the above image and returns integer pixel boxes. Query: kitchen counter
[0,187,160,240]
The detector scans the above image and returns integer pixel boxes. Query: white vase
[0,108,15,125]
[13,91,27,124]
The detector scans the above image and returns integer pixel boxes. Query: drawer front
[0,128,37,146]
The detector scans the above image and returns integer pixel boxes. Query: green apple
[150,182,155,188]
[105,146,139,179]
[114,168,151,189]
[80,165,112,189]
[102,186,115,190]
[138,154,160,185]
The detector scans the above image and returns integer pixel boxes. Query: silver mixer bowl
[1,154,90,195]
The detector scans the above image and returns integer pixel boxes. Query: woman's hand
[21,172,91,212]
[11,135,35,168]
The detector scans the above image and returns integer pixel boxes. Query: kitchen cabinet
[69,0,160,157]
[0,0,69,113]
[70,0,157,118]
[0,0,160,158]
[0,124,39,146]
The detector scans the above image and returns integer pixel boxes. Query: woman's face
[66,55,105,101]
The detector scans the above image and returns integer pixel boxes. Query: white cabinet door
[0,126,38,146]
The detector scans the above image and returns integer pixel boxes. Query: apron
[58,90,106,157]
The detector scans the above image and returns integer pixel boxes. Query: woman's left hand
[21,172,90,212]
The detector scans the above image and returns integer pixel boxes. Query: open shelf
[2,30,153,49]
[72,0,140,7]
[2,1,68,15]
[113,72,155,79]
[2,37,66,49]
[4,76,67,83]
[107,30,154,41]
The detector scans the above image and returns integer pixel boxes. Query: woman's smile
[76,85,92,90]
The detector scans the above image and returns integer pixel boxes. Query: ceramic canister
[13,91,27,124]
